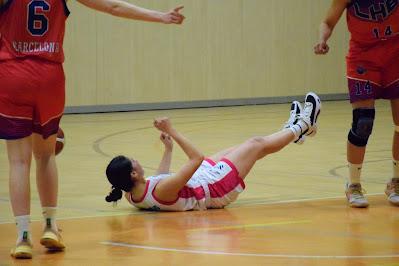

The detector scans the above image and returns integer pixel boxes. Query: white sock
[15,215,31,245]
[288,120,309,139]
[393,160,399,179]
[42,207,58,232]
[348,163,362,184]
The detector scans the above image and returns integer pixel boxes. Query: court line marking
[101,241,399,259]
[187,219,311,232]
[0,193,385,225]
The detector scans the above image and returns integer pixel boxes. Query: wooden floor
[0,100,398,265]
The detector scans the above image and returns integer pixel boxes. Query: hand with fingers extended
[161,6,185,24]
[160,132,173,151]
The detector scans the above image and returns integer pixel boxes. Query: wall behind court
[64,0,349,110]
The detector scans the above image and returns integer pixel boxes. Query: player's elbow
[106,1,123,17]
[192,154,204,167]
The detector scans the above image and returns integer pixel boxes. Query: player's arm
[156,132,173,175]
[152,118,204,202]
[76,0,185,24]
[314,0,349,54]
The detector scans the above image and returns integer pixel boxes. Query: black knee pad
[348,108,375,147]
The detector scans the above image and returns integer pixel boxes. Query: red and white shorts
[196,158,246,209]
[0,58,65,139]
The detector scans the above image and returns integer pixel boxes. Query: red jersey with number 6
[347,0,399,45]
[0,0,69,63]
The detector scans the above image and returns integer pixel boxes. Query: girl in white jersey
[105,92,322,211]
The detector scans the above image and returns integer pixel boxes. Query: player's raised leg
[225,92,321,179]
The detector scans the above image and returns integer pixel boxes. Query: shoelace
[302,102,312,118]
[350,186,367,199]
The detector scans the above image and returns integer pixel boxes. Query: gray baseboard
[64,93,348,114]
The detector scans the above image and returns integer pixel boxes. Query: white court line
[0,193,385,225]
[101,241,399,259]
[231,192,384,207]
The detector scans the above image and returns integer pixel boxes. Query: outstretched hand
[154,117,173,134]
[161,6,185,24]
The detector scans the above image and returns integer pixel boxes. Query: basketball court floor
[0,100,398,265]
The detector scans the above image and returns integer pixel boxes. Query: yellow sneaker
[40,228,65,251]
[10,240,33,259]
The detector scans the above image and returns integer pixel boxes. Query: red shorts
[346,37,399,103]
[0,58,65,140]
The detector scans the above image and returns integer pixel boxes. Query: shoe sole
[10,246,32,259]
[304,92,321,137]
[40,237,65,251]
[388,201,399,206]
[348,202,369,208]
[386,193,399,206]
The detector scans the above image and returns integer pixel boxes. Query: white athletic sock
[15,215,31,245]
[288,120,309,139]
[393,160,399,179]
[42,207,58,232]
[348,163,362,184]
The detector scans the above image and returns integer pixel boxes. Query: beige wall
[64,0,349,107]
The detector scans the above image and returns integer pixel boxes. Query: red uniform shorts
[346,37,399,103]
[0,58,65,140]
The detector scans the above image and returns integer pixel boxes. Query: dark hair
[105,155,135,203]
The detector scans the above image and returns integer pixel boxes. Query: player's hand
[161,6,185,24]
[160,132,173,150]
[314,41,330,54]
[154,117,173,133]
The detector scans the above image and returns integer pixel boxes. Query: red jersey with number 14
[347,0,399,45]
[0,0,69,63]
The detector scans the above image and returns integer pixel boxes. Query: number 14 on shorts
[355,81,373,96]
[373,25,397,39]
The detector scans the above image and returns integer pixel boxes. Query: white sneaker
[345,183,369,208]
[385,178,399,206]
[284,101,305,144]
[300,92,321,137]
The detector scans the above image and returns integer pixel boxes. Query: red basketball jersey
[347,0,399,45]
[0,0,69,63]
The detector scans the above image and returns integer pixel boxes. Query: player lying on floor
[105,92,321,211]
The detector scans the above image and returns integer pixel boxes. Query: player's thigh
[33,62,65,139]
[346,53,382,103]
[6,136,33,164]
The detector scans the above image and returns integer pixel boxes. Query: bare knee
[33,151,54,162]
[246,136,266,146]
[9,157,31,168]
[245,136,272,154]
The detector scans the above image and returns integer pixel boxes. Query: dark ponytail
[105,187,123,202]
[105,155,135,203]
